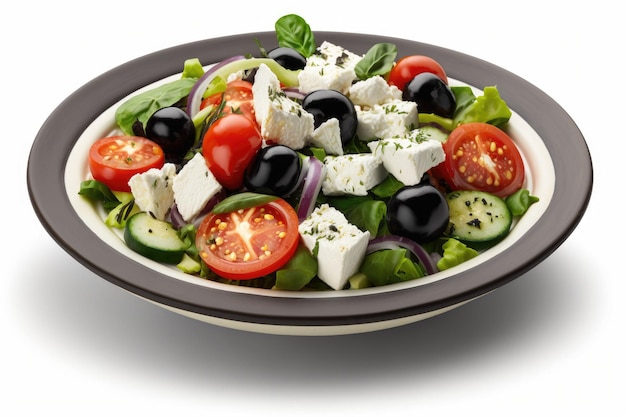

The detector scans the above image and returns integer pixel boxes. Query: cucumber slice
[348,272,371,290]
[105,200,141,229]
[124,212,187,264]
[445,190,512,245]
[176,253,202,274]
[417,125,448,142]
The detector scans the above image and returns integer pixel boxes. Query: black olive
[301,89,357,145]
[267,47,307,70]
[387,184,449,244]
[402,73,456,119]
[243,145,302,197]
[145,106,195,163]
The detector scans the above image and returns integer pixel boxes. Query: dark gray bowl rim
[27,31,593,328]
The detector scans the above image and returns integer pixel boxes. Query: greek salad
[79,14,539,291]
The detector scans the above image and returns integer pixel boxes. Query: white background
[5,1,618,415]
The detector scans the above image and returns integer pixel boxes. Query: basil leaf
[354,43,397,80]
[114,78,197,135]
[343,200,387,238]
[359,248,425,286]
[275,14,316,58]
[308,147,327,162]
[452,86,512,128]
[211,192,278,214]
[450,86,477,115]
[78,180,121,211]
[371,175,404,198]
[274,245,318,290]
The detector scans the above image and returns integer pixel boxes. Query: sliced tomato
[435,122,525,198]
[201,79,256,122]
[196,198,300,279]
[388,55,449,91]
[88,135,165,192]
[202,113,263,190]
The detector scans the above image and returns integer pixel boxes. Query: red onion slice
[169,204,186,230]
[169,190,227,229]
[186,55,246,118]
[297,156,325,222]
[283,87,306,101]
[366,235,439,275]
[186,56,302,119]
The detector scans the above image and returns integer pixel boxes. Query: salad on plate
[78,14,539,292]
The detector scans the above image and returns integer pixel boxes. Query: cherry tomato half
[201,79,256,122]
[202,113,263,190]
[388,55,449,91]
[435,122,525,198]
[88,135,165,192]
[196,198,300,279]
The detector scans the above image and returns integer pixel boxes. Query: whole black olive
[387,184,449,244]
[243,144,302,197]
[402,72,456,119]
[268,47,307,70]
[145,106,195,162]
[301,89,357,145]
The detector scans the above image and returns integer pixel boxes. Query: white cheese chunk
[308,118,343,155]
[252,64,314,150]
[298,204,370,290]
[172,153,223,221]
[297,41,362,94]
[322,154,387,196]
[368,137,446,186]
[128,163,177,220]
[355,100,418,141]
[348,75,402,107]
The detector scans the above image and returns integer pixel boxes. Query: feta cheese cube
[299,204,370,290]
[297,41,362,94]
[322,154,387,196]
[172,153,223,221]
[356,100,418,141]
[308,118,343,155]
[128,163,177,220]
[368,137,446,186]
[348,75,402,107]
[252,64,314,150]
